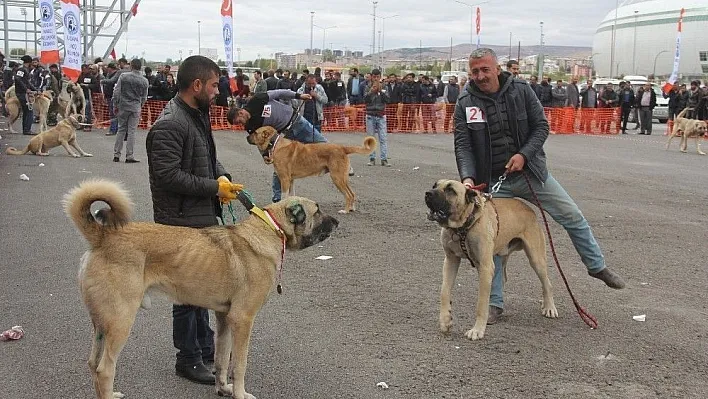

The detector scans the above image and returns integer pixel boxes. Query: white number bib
[261,104,272,118]
[16,70,25,78]
[465,106,486,123]
[83,78,91,84]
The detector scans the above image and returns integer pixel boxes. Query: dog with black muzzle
[64,179,339,399]
[425,179,558,340]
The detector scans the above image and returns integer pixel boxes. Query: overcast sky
[5,0,624,61]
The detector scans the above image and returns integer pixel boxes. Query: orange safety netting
[88,95,704,137]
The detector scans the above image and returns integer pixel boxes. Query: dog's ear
[465,188,482,207]
[286,201,306,225]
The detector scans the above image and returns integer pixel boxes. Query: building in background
[592,0,708,79]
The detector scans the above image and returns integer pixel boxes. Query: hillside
[371,43,591,61]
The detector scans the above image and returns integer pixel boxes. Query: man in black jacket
[618,81,635,134]
[14,55,38,135]
[146,55,243,385]
[454,48,625,324]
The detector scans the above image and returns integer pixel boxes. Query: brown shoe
[589,268,625,289]
[487,305,503,325]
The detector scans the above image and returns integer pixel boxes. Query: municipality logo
[64,12,78,35]
[40,4,53,22]
[223,25,232,45]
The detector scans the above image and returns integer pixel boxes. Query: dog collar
[262,133,283,164]
[251,206,287,295]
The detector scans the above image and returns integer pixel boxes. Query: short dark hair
[164,64,171,69]
[254,70,262,77]
[176,55,220,92]
[93,57,103,64]
[302,69,309,74]
[130,58,141,70]
[276,68,283,74]
[144,66,152,75]
[506,59,519,68]
[221,69,228,76]
[118,57,128,64]
[106,62,117,70]
[371,69,381,76]
[351,67,358,73]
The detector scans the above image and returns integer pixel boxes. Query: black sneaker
[589,268,626,289]
[113,157,120,162]
[367,159,375,166]
[125,158,140,163]
[380,160,391,167]
[175,362,215,385]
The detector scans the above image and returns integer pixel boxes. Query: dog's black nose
[425,191,433,199]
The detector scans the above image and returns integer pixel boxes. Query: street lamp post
[372,1,378,67]
[314,24,337,63]
[652,50,669,78]
[632,10,638,74]
[20,7,27,55]
[310,11,314,58]
[609,0,619,77]
[197,20,201,56]
[453,0,489,54]
[375,14,399,73]
[538,21,544,80]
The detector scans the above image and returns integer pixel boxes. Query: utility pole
[508,32,512,59]
[610,0,619,77]
[632,10,639,74]
[372,1,378,68]
[20,7,27,55]
[419,40,422,70]
[537,21,544,80]
[517,41,521,61]
[310,11,314,60]
[197,20,201,55]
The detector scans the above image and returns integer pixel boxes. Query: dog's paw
[680,149,688,153]
[464,326,485,341]
[439,313,453,333]
[113,392,125,399]
[217,383,233,397]
[337,209,349,214]
[542,304,559,319]
[84,153,93,157]
[72,153,81,158]
[698,151,706,156]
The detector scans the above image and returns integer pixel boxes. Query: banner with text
[221,0,237,93]
[60,0,82,81]
[663,8,685,94]
[38,0,60,64]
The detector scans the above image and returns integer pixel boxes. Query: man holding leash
[227,89,354,203]
[146,55,243,385]
[454,48,625,324]
[14,55,39,135]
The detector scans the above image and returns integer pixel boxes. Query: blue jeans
[489,172,605,309]
[271,116,328,202]
[365,114,388,160]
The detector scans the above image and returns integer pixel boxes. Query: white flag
[60,0,82,81]
[38,0,60,64]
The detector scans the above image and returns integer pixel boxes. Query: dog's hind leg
[439,251,461,333]
[522,230,558,319]
[70,138,93,157]
[680,134,689,153]
[330,175,355,213]
[214,311,234,397]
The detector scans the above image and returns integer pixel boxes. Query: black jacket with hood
[454,71,549,189]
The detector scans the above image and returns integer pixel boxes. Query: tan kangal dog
[425,179,558,340]
[250,126,376,213]
[5,115,92,157]
[5,90,54,133]
[64,179,339,399]
[666,108,707,155]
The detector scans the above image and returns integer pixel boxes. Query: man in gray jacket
[113,58,149,162]
[454,48,625,324]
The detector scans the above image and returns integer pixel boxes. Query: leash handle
[522,171,598,329]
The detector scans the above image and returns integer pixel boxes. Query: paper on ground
[315,255,333,260]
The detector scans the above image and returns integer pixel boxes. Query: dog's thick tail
[344,136,377,155]
[5,146,30,155]
[676,107,690,120]
[63,179,133,248]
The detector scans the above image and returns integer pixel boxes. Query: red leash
[521,172,598,329]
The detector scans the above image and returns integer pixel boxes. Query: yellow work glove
[217,176,244,204]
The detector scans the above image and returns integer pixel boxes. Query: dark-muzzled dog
[425,179,558,340]
[64,179,339,399]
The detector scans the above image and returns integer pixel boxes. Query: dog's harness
[235,191,287,294]
[451,192,499,266]
[261,133,283,164]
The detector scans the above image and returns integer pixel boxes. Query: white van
[622,75,669,123]
[440,71,467,85]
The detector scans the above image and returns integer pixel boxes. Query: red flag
[229,77,238,94]
[130,2,138,16]
[110,48,116,59]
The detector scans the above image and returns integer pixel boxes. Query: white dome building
[592,0,708,79]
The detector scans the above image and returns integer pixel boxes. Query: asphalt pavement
[1,121,707,399]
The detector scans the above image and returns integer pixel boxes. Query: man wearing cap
[14,55,39,135]
[227,89,354,203]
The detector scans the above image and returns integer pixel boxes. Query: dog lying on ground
[249,126,376,213]
[666,108,707,155]
[64,179,338,399]
[5,90,54,133]
[5,115,92,157]
[425,179,558,340]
